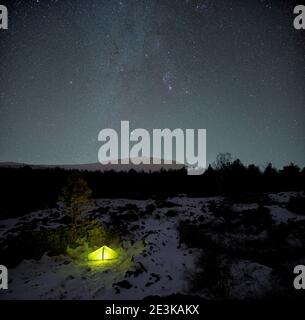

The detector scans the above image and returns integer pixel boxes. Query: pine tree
[60,174,95,226]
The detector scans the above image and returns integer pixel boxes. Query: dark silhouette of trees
[280,163,301,190]
[263,163,279,191]
[0,155,304,219]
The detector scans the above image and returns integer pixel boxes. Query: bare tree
[213,153,233,170]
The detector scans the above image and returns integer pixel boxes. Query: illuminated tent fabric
[87,245,118,261]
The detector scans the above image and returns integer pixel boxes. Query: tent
[87,245,118,261]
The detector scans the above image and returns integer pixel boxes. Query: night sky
[0,0,304,168]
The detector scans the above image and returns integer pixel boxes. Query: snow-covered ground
[0,197,204,300]
[0,192,304,300]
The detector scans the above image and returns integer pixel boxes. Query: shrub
[189,252,231,299]
[0,222,117,268]
[287,197,305,215]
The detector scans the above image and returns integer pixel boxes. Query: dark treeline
[0,156,304,219]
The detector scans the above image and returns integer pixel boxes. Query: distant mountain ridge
[0,157,185,173]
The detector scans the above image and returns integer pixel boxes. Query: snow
[1,192,304,300]
[228,261,280,299]
[268,205,305,224]
[1,198,203,300]
[268,191,304,204]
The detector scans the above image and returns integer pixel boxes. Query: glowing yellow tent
[87,245,118,261]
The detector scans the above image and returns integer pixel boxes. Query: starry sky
[0,0,304,168]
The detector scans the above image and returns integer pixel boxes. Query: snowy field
[0,191,304,300]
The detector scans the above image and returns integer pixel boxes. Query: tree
[264,163,277,177]
[212,153,233,194]
[213,153,233,171]
[60,174,95,226]
[280,163,301,190]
